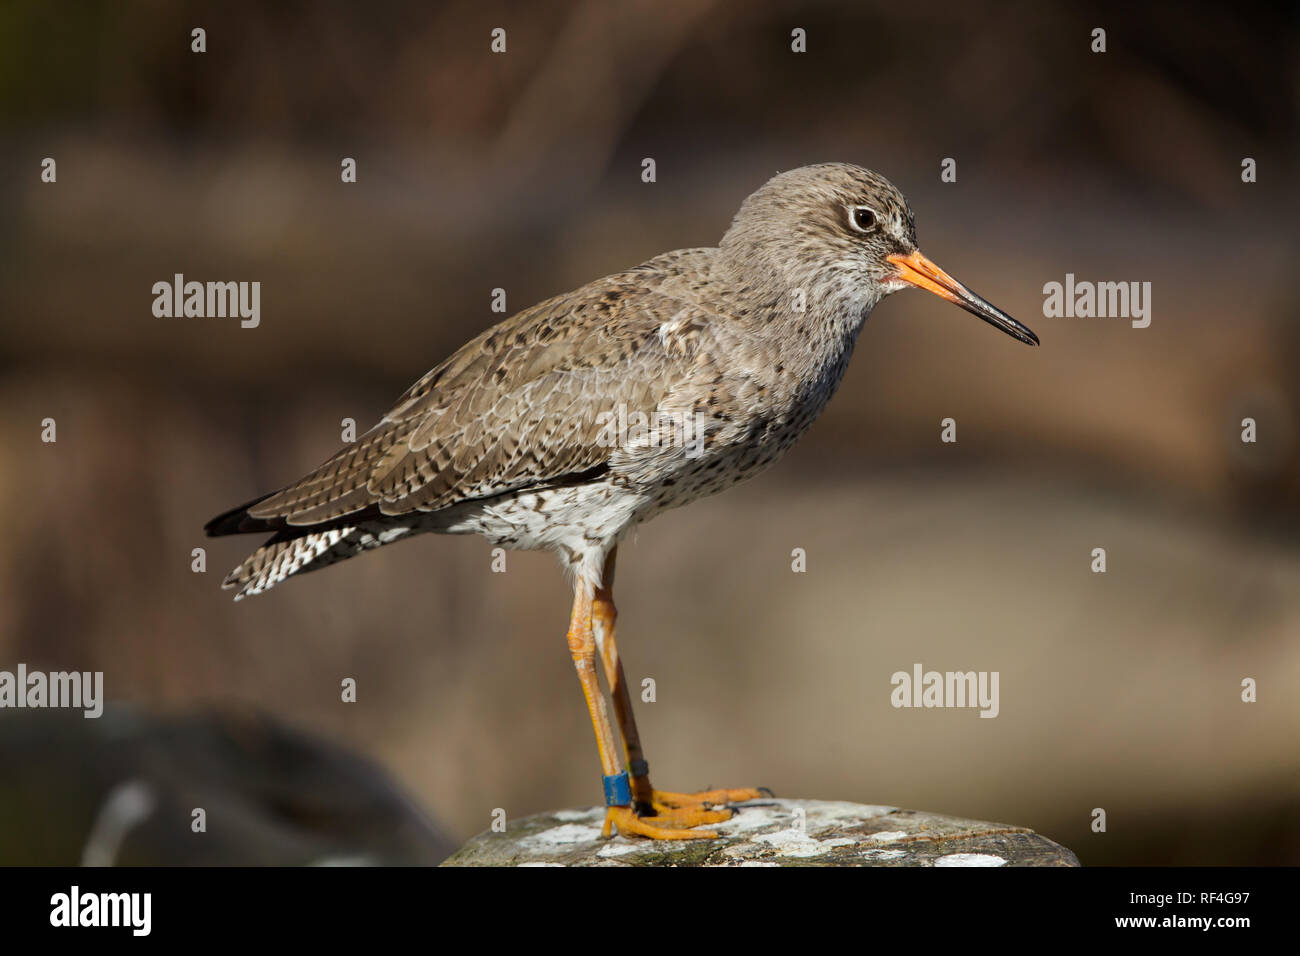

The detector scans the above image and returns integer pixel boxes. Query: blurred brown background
[1,0,1298,864]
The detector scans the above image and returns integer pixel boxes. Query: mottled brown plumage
[208,163,1036,600]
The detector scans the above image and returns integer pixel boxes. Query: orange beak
[887,249,1039,346]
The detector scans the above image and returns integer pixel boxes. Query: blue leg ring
[603,771,632,807]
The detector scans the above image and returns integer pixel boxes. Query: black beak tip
[982,311,1040,347]
[995,312,1039,347]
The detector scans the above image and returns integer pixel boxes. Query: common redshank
[206,163,1038,839]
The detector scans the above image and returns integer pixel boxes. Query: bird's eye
[850,206,877,232]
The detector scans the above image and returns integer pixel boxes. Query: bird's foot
[602,804,727,840]
[601,784,771,839]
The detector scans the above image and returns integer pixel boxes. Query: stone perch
[443,799,1080,867]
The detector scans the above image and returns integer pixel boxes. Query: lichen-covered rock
[442,798,1080,867]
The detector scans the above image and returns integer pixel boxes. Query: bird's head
[719,163,1038,346]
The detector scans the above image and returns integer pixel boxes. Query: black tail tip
[205,492,276,537]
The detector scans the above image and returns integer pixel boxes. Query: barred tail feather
[224,527,363,600]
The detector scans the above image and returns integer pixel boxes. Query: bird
[206,162,1039,840]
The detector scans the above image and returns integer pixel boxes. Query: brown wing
[208,258,714,536]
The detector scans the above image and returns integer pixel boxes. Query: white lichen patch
[518,823,603,851]
[703,799,905,861]
[864,849,906,860]
[596,841,643,858]
[713,798,895,838]
[934,853,1007,867]
[751,827,858,858]
[867,830,908,843]
[711,806,784,835]
[553,808,603,823]
[801,800,897,822]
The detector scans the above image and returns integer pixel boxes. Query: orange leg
[566,576,710,840]
[591,548,767,835]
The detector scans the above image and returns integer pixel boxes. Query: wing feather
[229,261,714,535]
